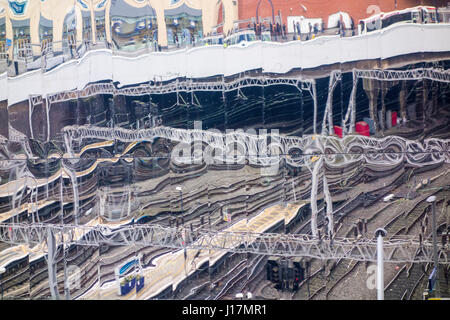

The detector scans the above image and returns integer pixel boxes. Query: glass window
[382,12,412,28]
[366,19,380,32]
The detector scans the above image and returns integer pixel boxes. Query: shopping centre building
[1,0,447,58]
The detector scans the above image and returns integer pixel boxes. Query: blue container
[120,277,136,296]
[136,277,145,293]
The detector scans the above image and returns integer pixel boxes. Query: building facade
[238,0,448,31]
[0,0,239,57]
[0,0,448,59]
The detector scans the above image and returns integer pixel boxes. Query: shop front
[0,18,5,60]
[82,10,91,44]
[95,10,106,42]
[12,19,31,61]
[62,8,78,57]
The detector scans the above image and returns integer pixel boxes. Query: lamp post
[176,186,183,223]
[427,195,440,298]
[0,266,5,300]
[375,228,387,300]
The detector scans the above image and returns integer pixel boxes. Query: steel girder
[0,223,448,264]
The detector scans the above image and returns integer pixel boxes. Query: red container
[355,121,370,137]
[333,125,343,138]
[391,111,397,127]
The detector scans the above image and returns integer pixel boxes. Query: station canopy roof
[110,0,155,18]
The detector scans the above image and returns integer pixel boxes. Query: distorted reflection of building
[0,17,6,59]
[165,4,202,47]
[62,8,77,58]
[110,0,157,52]
[0,0,237,61]
[12,18,31,61]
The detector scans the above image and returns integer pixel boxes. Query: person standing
[308,22,312,40]
[282,24,286,39]
[296,21,301,40]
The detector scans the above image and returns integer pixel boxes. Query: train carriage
[358,6,437,35]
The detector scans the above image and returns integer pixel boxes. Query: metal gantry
[29,75,313,104]
[62,124,450,168]
[26,67,450,143]
[0,223,448,264]
[29,68,450,144]
[354,68,450,83]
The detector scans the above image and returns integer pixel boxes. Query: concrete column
[386,110,392,129]
[90,1,97,44]
[312,82,318,135]
[399,80,407,124]
[200,0,219,36]
[431,81,438,116]
[422,79,429,122]
[52,17,64,53]
[75,6,83,46]
[309,157,322,238]
[5,15,13,58]
[47,227,60,300]
[323,174,333,237]
[30,4,41,56]
[380,82,387,132]
[105,1,112,44]
[222,0,238,35]
[363,79,379,133]
[153,6,168,47]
